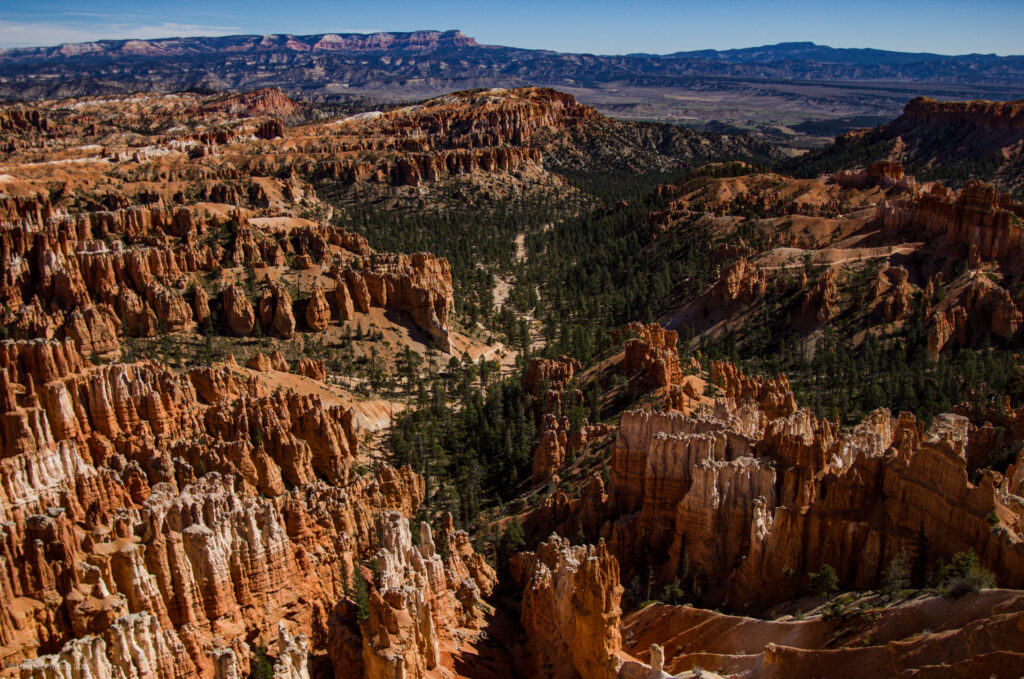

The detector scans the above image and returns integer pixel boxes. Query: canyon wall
[599,361,1024,610]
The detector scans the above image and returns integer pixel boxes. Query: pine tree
[809,564,839,599]
[882,548,910,600]
[352,566,370,622]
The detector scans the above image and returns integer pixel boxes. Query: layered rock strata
[880,179,1024,261]
[513,536,625,679]
[360,512,495,679]
[602,362,1024,610]
[0,336,434,679]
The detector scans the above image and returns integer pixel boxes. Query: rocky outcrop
[532,413,571,484]
[6,460,424,675]
[247,352,275,371]
[523,356,581,395]
[865,266,915,322]
[834,161,907,189]
[200,87,298,117]
[222,285,256,336]
[64,305,122,357]
[294,358,326,381]
[352,253,454,352]
[305,284,331,332]
[193,287,211,328]
[621,323,682,388]
[710,360,797,418]
[711,258,767,305]
[255,119,286,140]
[271,623,310,679]
[0,83,687,679]
[802,267,841,322]
[332,276,355,321]
[0,326,448,679]
[623,592,1024,679]
[598,362,1024,611]
[880,179,1024,261]
[362,512,495,679]
[927,305,968,360]
[515,536,624,679]
[19,612,196,679]
[927,272,1021,358]
[270,351,289,372]
[258,283,296,339]
[897,97,1024,134]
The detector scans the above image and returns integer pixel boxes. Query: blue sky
[1,0,1022,55]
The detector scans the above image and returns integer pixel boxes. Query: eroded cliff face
[621,323,682,389]
[0,84,543,679]
[600,361,1024,610]
[0,188,457,354]
[0,87,591,356]
[896,97,1024,133]
[0,335,442,679]
[361,512,495,679]
[513,536,624,679]
[315,87,594,188]
[880,179,1024,261]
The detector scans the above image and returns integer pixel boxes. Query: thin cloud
[0,20,243,49]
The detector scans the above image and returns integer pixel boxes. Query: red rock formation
[710,360,797,418]
[270,351,289,372]
[926,273,1021,359]
[332,276,355,321]
[965,274,1021,340]
[514,536,624,679]
[193,287,211,328]
[598,362,1024,611]
[711,258,767,305]
[0,327,449,679]
[802,267,841,322]
[532,413,571,484]
[354,253,454,352]
[0,107,52,134]
[523,356,581,395]
[255,119,286,140]
[295,358,326,381]
[361,511,495,679]
[622,323,682,388]
[258,283,296,339]
[0,84,638,679]
[188,365,264,404]
[880,179,1024,261]
[927,305,968,360]
[305,283,331,332]
[834,161,907,189]
[19,612,197,679]
[223,285,256,336]
[199,88,298,117]
[865,266,915,322]
[623,592,1024,679]
[247,352,274,372]
[898,96,1024,133]
[62,305,121,357]
[868,161,905,183]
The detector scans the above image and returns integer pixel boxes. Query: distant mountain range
[3,31,1023,96]
[635,41,1013,66]
[2,31,1023,137]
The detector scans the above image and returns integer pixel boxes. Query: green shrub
[881,549,910,600]
[352,567,371,621]
[248,645,273,679]
[937,550,996,598]
[809,564,839,599]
